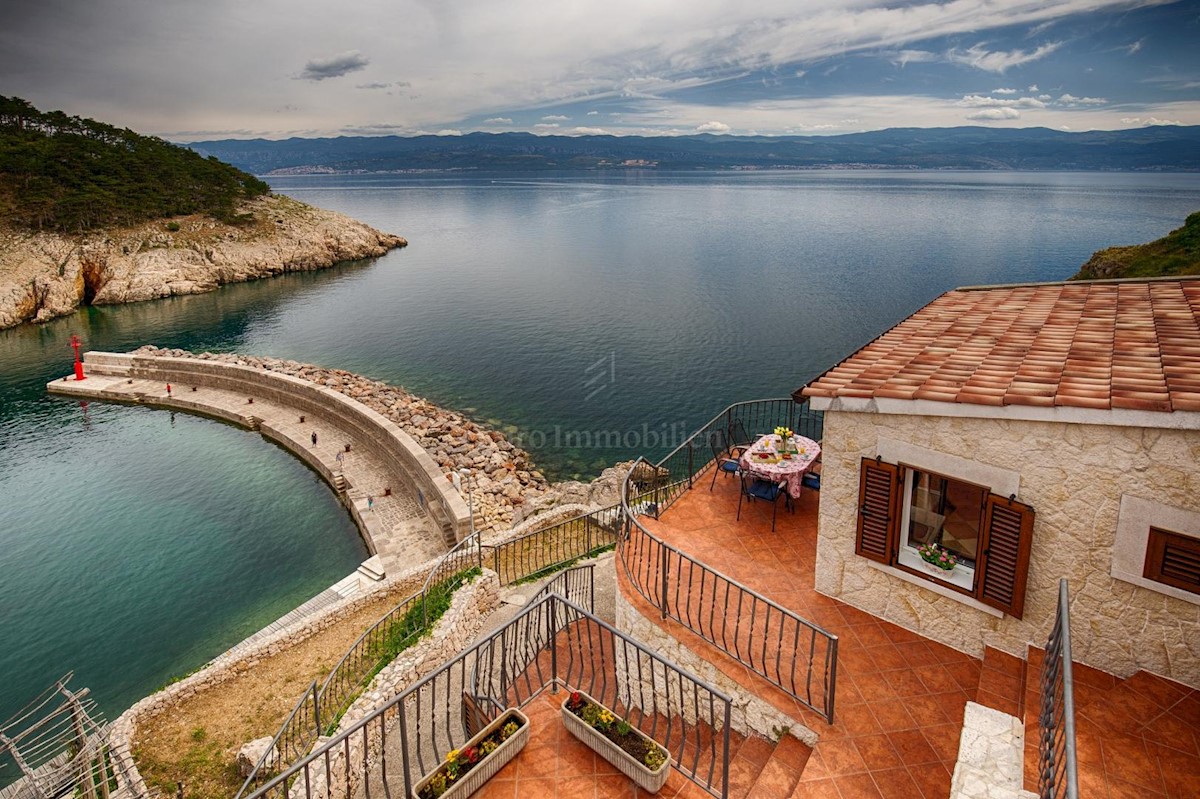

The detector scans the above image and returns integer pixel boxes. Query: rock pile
[133,346,628,533]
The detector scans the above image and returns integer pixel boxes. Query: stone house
[799,276,1200,686]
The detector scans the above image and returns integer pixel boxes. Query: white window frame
[896,468,976,592]
[1112,494,1200,607]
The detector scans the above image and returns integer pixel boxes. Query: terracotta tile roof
[800,278,1200,413]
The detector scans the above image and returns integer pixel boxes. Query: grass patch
[511,544,614,586]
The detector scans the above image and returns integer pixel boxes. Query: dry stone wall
[815,409,1200,685]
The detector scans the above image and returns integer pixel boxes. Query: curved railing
[616,399,838,723]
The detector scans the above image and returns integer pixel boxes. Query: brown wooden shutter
[1144,527,1200,595]
[975,494,1034,618]
[856,458,900,564]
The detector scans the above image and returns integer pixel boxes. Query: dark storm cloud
[298,50,370,81]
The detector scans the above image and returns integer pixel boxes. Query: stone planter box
[561,691,670,794]
[411,708,529,799]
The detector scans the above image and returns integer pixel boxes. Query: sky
[1,0,1199,141]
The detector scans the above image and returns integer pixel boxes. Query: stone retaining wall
[613,573,818,746]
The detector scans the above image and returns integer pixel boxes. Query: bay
[1,169,1198,754]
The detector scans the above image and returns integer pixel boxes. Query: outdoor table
[739,434,821,499]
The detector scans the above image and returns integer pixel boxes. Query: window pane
[904,469,986,569]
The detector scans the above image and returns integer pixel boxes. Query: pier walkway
[48,352,472,577]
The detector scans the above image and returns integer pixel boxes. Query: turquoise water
[2,170,1200,755]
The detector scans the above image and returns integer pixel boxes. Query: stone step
[357,555,386,582]
[720,732,811,799]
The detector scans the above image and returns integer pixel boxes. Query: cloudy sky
[2,0,1199,140]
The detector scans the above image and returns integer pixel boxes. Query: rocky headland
[0,194,405,330]
[132,346,628,534]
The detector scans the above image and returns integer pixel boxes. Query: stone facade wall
[816,409,1200,685]
[614,579,818,746]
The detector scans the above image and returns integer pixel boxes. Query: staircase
[968,645,1200,799]
[722,733,814,799]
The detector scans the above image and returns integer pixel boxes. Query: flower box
[561,691,670,794]
[412,708,529,799]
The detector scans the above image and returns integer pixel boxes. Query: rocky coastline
[132,346,627,534]
[0,194,405,330]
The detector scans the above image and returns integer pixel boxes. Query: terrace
[614,399,1200,799]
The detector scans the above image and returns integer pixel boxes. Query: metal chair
[736,472,788,531]
[708,429,742,490]
[727,419,753,457]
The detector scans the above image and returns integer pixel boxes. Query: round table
[739,434,821,499]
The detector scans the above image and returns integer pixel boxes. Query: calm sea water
[2,170,1199,758]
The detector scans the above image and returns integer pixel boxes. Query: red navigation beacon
[70,334,86,381]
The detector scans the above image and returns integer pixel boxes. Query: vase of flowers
[917,543,957,573]
[773,426,795,457]
[562,691,670,793]
[412,708,529,799]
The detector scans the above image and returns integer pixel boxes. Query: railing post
[311,682,321,736]
[659,540,669,620]
[826,637,838,724]
[687,440,694,488]
[549,596,560,692]
[722,701,731,799]
[398,698,412,798]
[585,515,592,557]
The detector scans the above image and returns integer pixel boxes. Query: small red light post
[70,334,86,381]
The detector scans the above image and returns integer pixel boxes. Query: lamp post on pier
[70,334,85,381]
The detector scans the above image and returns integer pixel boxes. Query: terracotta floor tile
[886,730,941,766]
[773,736,814,773]
[815,738,870,776]
[736,736,775,767]
[851,733,903,771]
[746,757,803,799]
[1101,734,1168,793]
[836,773,886,799]
[788,778,843,798]
[907,761,952,799]
[869,699,919,733]
[869,766,924,799]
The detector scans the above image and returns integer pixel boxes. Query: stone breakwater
[132,346,628,534]
[0,194,405,329]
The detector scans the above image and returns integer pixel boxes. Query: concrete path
[49,372,447,576]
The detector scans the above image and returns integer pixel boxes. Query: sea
[2,169,1198,763]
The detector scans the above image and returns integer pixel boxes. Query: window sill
[897,548,975,591]
[865,559,1003,618]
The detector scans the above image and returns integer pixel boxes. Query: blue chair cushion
[746,479,782,502]
[802,472,821,490]
[719,459,740,473]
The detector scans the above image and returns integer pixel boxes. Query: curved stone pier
[48,351,473,575]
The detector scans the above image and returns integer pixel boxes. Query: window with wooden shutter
[975,495,1035,619]
[1144,527,1200,596]
[856,458,900,563]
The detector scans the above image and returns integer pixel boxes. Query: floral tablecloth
[739,434,821,499]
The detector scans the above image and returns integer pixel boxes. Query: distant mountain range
[187,126,1200,174]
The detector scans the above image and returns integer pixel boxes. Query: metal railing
[481,505,621,585]
[238,506,621,798]
[1037,579,1078,799]
[245,593,735,799]
[617,399,838,723]
[630,398,823,513]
